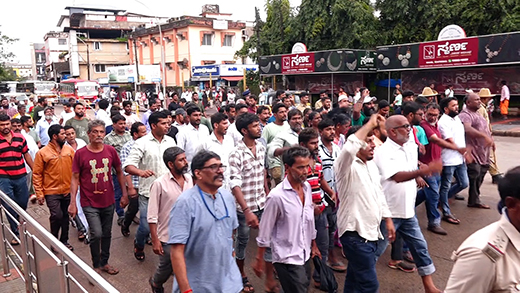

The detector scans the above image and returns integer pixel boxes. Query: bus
[58,79,100,106]
[0,81,17,94]
[16,80,57,105]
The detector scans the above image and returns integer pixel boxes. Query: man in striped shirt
[0,114,34,244]
[298,127,341,287]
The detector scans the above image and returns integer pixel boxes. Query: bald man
[374,115,443,293]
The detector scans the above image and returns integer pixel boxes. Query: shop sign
[192,65,220,77]
[419,38,479,68]
[281,53,315,74]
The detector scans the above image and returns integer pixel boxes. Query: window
[223,35,233,47]
[125,43,129,51]
[94,64,106,73]
[58,38,67,45]
[94,42,101,50]
[202,34,212,46]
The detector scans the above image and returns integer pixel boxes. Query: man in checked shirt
[229,113,273,293]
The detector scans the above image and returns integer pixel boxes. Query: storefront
[191,64,258,89]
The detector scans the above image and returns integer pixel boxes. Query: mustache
[213,174,224,181]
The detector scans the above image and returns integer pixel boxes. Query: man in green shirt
[65,103,90,143]
[31,97,47,123]
[352,89,376,126]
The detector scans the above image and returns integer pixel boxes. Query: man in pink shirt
[148,147,193,292]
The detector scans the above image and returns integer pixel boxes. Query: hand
[314,205,323,216]
[418,164,432,177]
[120,196,129,208]
[311,243,322,259]
[252,257,265,278]
[368,113,385,129]
[418,143,426,156]
[331,192,337,203]
[127,187,138,199]
[353,100,363,113]
[427,160,443,174]
[245,210,259,229]
[68,204,77,218]
[484,136,494,148]
[415,177,429,188]
[456,147,467,155]
[37,197,45,205]
[385,219,396,243]
[152,238,164,255]
[139,169,155,178]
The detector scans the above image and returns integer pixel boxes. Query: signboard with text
[281,53,315,74]
[419,38,479,68]
[192,65,220,77]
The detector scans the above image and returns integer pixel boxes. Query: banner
[258,55,283,75]
[419,38,479,68]
[281,53,315,74]
[376,45,420,70]
[478,33,520,64]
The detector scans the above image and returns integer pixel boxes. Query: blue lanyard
[198,186,229,221]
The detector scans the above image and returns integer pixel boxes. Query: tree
[0,27,18,81]
[452,0,520,36]
[235,7,264,62]
[330,0,380,49]
[261,0,294,55]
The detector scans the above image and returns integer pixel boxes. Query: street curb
[492,130,520,137]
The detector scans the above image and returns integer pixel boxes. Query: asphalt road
[25,106,516,292]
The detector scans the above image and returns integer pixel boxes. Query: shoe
[117,217,124,226]
[132,217,140,225]
[388,261,416,273]
[467,203,491,209]
[29,194,37,204]
[121,224,130,237]
[403,251,414,263]
[149,277,165,293]
[454,194,465,201]
[427,225,447,235]
[492,174,503,185]
[63,242,74,251]
[442,214,461,225]
[327,261,347,272]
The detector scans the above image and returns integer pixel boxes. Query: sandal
[134,242,145,261]
[241,277,255,293]
[11,239,19,246]
[266,283,280,293]
[78,231,86,241]
[121,225,130,237]
[442,214,461,225]
[100,264,119,275]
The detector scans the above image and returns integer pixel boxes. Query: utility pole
[133,36,140,93]
[76,37,90,80]
[255,7,261,61]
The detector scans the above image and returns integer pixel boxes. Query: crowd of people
[0,82,518,293]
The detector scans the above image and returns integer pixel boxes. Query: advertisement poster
[281,53,315,74]
[419,37,479,68]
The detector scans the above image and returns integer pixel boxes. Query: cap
[44,106,54,112]
[242,89,251,97]
[363,96,376,104]
[338,95,349,102]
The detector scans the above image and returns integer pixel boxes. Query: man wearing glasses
[169,150,242,293]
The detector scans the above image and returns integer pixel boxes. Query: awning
[221,76,244,82]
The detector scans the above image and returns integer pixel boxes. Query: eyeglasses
[393,124,411,131]
[201,164,227,172]
[198,186,229,221]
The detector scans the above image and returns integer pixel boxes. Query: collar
[281,176,310,196]
[500,211,520,252]
[108,130,129,137]
[386,137,405,150]
[0,130,14,140]
[169,172,188,186]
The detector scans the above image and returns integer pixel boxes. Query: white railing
[0,190,119,293]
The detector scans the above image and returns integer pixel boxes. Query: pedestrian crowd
[0,83,517,293]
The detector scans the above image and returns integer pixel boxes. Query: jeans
[45,194,70,243]
[152,242,173,287]
[439,164,469,216]
[416,174,442,227]
[340,231,380,293]
[378,217,435,276]
[467,163,489,206]
[236,210,272,262]
[123,193,139,229]
[135,195,150,249]
[0,176,29,236]
[273,260,311,293]
[313,206,336,282]
[83,204,114,268]
[112,174,124,218]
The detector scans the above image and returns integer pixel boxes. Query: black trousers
[45,194,71,243]
[467,163,489,206]
[83,204,114,268]
[123,194,139,229]
[274,260,311,293]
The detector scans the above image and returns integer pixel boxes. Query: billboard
[419,38,479,68]
[107,65,161,84]
[281,53,315,74]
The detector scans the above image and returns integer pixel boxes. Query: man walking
[122,101,140,130]
[68,120,128,275]
[176,106,210,166]
[142,97,161,132]
[228,113,273,293]
[124,111,176,261]
[65,103,90,143]
[35,106,58,146]
[254,146,321,293]
[33,124,75,250]
[148,147,193,293]
[500,80,510,119]
[169,151,242,293]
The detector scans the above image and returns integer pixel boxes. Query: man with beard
[35,106,59,146]
[33,124,75,250]
[314,90,329,109]
[296,93,311,113]
[31,97,47,122]
[176,106,210,166]
[197,113,234,189]
[256,106,271,134]
[20,115,40,148]
[352,88,376,126]
[191,92,205,115]
[229,113,272,293]
[268,108,303,185]
[459,93,494,209]
[246,94,258,114]
[143,97,162,133]
[438,97,469,225]
[66,103,90,143]
[299,128,342,286]
[417,103,467,235]
[122,101,140,130]
[316,96,332,114]
[1,98,17,118]
[402,102,428,156]
[170,151,242,293]
[147,147,193,293]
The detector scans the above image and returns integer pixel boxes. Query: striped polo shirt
[307,158,325,211]
[0,131,28,179]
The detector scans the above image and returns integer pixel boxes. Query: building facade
[44,31,71,81]
[30,43,46,80]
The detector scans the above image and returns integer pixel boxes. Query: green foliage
[0,28,18,82]
[237,70,261,96]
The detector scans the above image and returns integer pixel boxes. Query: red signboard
[419,38,479,68]
[281,53,315,74]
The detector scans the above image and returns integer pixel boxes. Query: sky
[1,0,302,64]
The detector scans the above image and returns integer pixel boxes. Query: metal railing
[0,190,119,293]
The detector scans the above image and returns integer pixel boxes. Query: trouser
[416,174,442,227]
[236,210,272,261]
[26,170,35,195]
[313,206,337,282]
[500,99,509,115]
[0,176,29,236]
[488,148,501,176]
[467,163,489,206]
[269,167,283,186]
[45,194,71,243]
[439,164,469,216]
[83,204,114,268]
[152,243,174,286]
[378,217,436,276]
[341,231,380,293]
[273,260,311,293]
[135,195,150,249]
[123,193,139,229]
[112,174,124,218]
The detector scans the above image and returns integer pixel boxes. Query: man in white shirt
[500,80,510,119]
[444,85,454,98]
[35,107,59,146]
[438,97,469,225]
[334,114,395,292]
[374,115,443,293]
[176,105,210,166]
[122,101,140,130]
[228,104,249,146]
[59,102,75,126]
[196,112,234,189]
[95,99,112,127]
